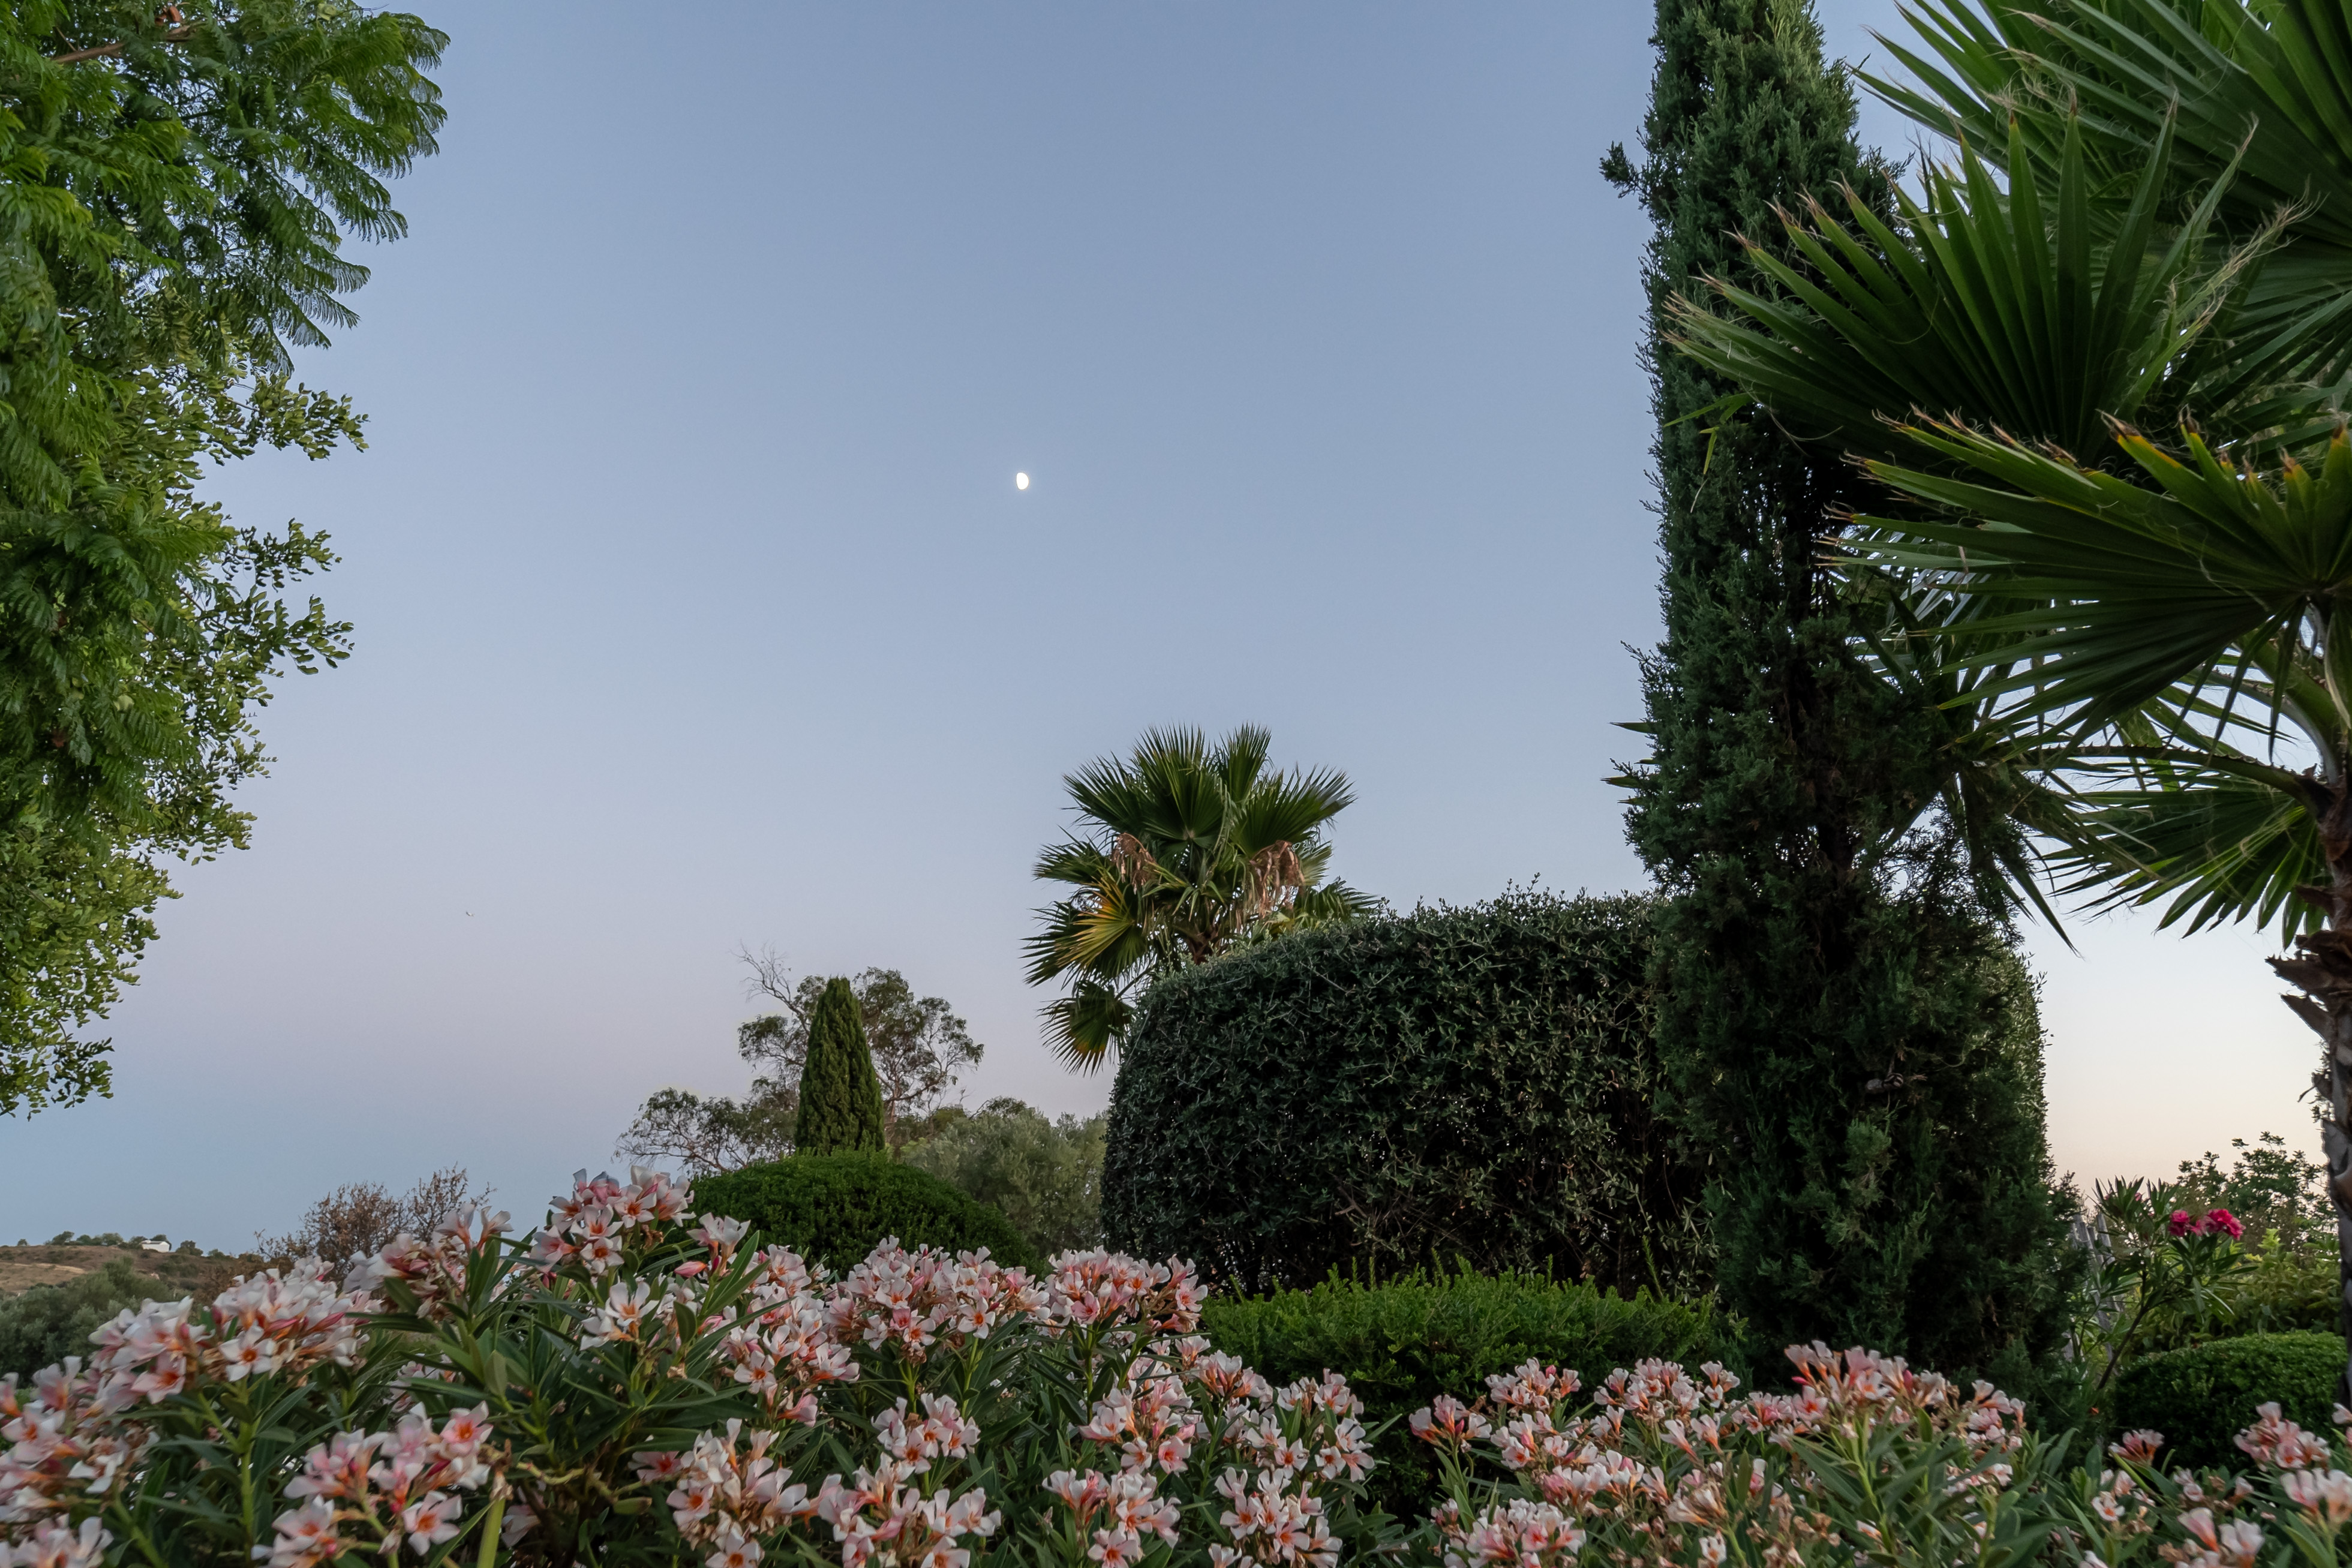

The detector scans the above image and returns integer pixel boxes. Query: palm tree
[1024,725,1377,1068]
[1666,0,2352,1388]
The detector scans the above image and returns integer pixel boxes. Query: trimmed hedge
[1101,891,1703,1294]
[2111,1332,2346,1471]
[692,1154,1043,1274]
[1201,1269,1738,1517]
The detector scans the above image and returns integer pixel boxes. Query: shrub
[794,977,886,1155]
[258,1166,483,1264]
[2110,1331,2347,1471]
[13,1158,2352,1568]
[1101,890,1704,1294]
[903,1098,1106,1256]
[0,1258,149,1378]
[1200,1269,1738,1515]
[690,1152,1043,1272]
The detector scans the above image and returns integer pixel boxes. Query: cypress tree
[793,978,886,1157]
[1606,0,2074,1390]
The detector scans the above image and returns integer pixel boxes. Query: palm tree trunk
[2270,786,2352,1402]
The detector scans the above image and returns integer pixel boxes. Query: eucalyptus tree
[0,0,443,1110]
[1025,725,1376,1068]
[1671,0,2352,1387]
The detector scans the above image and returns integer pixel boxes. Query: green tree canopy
[617,956,983,1172]
[1662,0,2352,1393]
[1023,725,1377,1068]
[0,0,445,1113]
[1612,0,2074,1388]
[792,977,885,1158]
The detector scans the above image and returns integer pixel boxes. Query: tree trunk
[2269,784,2352,1402]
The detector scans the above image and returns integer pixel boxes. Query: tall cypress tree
[1606,0,2074,1389]
[794,978,887,1157]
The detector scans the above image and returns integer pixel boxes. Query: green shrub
[1101,890,1704,1294]
[0,1257,149,1378]
[902,1098,1105,1257]
[691,1153,1041,1273]
[1201,1268,1738,1517]
[2111,1331,2346,1471]
[794,977,885,1156]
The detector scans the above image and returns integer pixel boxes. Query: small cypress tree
[1608,0,2074,1392]
[793,978,886,1157]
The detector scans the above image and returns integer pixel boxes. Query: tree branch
[50,25,194,65]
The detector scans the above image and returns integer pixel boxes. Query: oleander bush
[9,1162,2352,1568]
[1199,1267,1738,1516]
[1102,890,1705,1294]
[692,1151,1043,1273]
[2111,1332,2347,1473]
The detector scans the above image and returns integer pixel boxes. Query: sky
[0,2,2315,1249]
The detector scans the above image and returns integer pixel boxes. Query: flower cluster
[1410,1344,2045,1568]
[642,1420,820,1565]
[720,1250,861,1425]
[813,1462,1001,1568]
[2236,1401,2333,1470]
[1441,1497,1587,1568]
[362,1205,513,1317]
[2165,1208,2245,1240]
[1041,1251,1203,1338]
[265,1405,498,1567]
[92,1258,370,1403]
[0,1365,143,1531]
[0,1164,1363,1568]
[825,1240,1046,1363]
[525,1167,688,1278]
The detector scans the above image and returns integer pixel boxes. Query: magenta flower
[2168,1210,2197,1237]
[2206,1208,2244,1240]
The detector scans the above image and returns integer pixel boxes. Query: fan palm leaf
[1867,0,2352,436]
[1675,111,2255,458]
[1026,725,1371,1068]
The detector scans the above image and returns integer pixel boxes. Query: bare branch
[51,25,196,65]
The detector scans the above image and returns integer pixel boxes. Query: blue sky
[0,2,2313,1248]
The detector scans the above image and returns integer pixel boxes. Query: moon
[1015,471,1030,491]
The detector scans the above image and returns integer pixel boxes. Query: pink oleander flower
[2283,1468,2352,1527]
[1409,1395,1492,1450]
[2205,1208,2244,1240]
[2239,1402,2333,1470]
[2168,1210,2197,1237]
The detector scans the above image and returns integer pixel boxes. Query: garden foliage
[0,1,444,1107]
[1100,890,1705,1295]
[793,978,887,1157]
[1199,1267,1736,1516]
[903,1099,1107,1258]
[690,1152,1042,1273]
[2112,1333,2349,1473]
[1604,0,2074,1387]
[0,1257,148,1380]
[1025,725,1378,1067]
[10,1164,2352,1568]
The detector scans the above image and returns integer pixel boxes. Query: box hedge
[2110,1331,2347,1471]
[1201,1269,1737,1516]
[1101,890,1703,1294]
[691,1153,1043,1274]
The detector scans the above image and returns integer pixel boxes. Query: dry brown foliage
[259,1166,485,1265]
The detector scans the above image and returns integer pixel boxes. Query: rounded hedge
[1101,891,1704,1294]
[1202,1269,1737,1517]
[691,1154,1043,1274]
[2110,1332,2347,1471]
